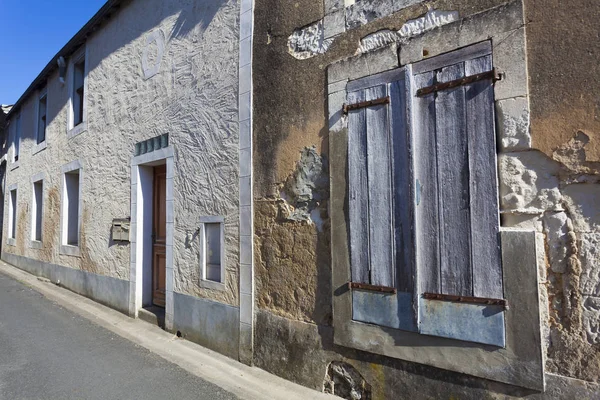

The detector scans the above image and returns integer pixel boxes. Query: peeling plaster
[288,20,333,60]
[279,147,328,230]
[499,152,563,213]
[356,10,459,54]
[292,9,459,59]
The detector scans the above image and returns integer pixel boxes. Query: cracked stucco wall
[3,0,240,306]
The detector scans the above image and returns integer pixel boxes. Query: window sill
[60,244,81,257]
[67,122,87,139]
[10,160,20,171]
[32,141,47,155]
[199,279,226,291]
[30,240,43,250]
[6,238,16,247]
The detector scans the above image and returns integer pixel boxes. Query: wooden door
[152,165,167,307]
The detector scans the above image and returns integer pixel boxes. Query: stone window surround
[30,172,45,250]
[198,215,227,291]
[33,87,48,155]
[67,46,89,139]
[129,146,175,330]
[6,183,18,247]
[327,1,545,391]
[60,160,83,257]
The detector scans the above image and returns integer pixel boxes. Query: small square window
[199,216,225,289]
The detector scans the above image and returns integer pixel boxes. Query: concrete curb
[0,261,336,400]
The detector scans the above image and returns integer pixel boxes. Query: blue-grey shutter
[347,68,416,332]
[412,42,505,347]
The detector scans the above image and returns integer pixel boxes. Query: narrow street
[0,272,236,400]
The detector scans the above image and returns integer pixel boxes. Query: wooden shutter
[412,42,505,347]
[347,68,416,332]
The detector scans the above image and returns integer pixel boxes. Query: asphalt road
[0,272,237,400]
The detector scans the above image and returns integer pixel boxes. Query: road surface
[0,272,237,400]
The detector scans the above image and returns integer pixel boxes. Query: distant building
[3,0,599,398]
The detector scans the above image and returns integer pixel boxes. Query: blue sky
[0,0,107,105]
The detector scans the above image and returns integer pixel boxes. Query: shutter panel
[347,69,416,332]
[390,75,414,296]
[365,85,394,288]
[436,63,472,296]
[413,71,441,295]
[348,89,370,285]
[465,56,503,299]
[412,43,505,347]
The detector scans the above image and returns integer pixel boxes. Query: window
[73,59,85,126]
[13,113,21,162]
[345,42,504,346]
[8,187,17,240]
[199,216,225,288]
[61,163,82,251]
[68,48,87,137]
[31,179,43,242]
[37,90,47,144]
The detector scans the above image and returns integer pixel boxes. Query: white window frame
[198,216,226,290]
[33,87,48,155]
[30,173,45,249]
[60,160,83,257]
[7,184,18,246]
[67,46,88,139]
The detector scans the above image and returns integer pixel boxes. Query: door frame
[129,147,174,330]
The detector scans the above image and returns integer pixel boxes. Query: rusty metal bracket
[348,282,397,294]
[423,292,508,310]
[342,96,390,115]
[416,69,500,97]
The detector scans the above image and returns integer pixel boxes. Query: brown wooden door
[152,165,167,307]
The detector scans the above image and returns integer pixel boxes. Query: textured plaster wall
[3,0,240,306]
[253,0,600,396]
[511,0,600,383]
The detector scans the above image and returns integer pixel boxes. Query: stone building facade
[2,0,600,398]
[251,0,600,398]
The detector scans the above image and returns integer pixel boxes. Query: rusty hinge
[348,282,397,294]
[416,69,500,97]
[423,292,508,310]
[343,96,390,115]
